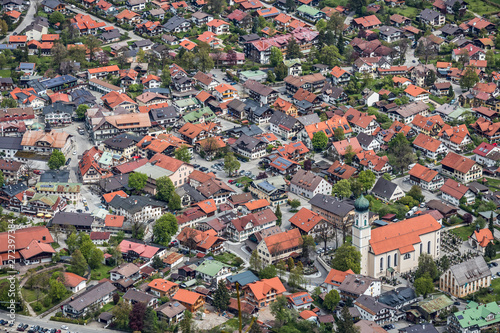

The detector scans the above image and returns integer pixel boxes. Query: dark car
[454,301,461,305]
[65,158,71,165]
[493,262,498,267]
[200,167,209,172]
[193,164,200,168]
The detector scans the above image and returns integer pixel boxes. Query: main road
[0,312,120,333]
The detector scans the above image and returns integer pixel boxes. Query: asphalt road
[0,312,120,333]
[1,0,39,43]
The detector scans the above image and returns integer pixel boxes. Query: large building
[352,195,441,278]
[0,226,54,266]
[439,256,491,298]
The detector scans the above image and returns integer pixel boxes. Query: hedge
[50,316,87,325]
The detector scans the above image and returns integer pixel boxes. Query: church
[352,195,442,278]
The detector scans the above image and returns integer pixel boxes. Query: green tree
[75,104,88,120]
[48,150,66,170]
[270,295,293,327]
[69,250,87,276]
[270,47,283,67]
[156,176,175,202]
[259,265,277,279]
[331,243,361,273]
[49,11,65,25]
[207,0,227,14]
[408,185,425,202]
[179,310,195,333]
[153,213,178,246]
[168,192,182,211]
[335,306,359,333]
[323,289,340,311]
[357,170,376,192]
[489,212,495,236]
[275,204,282,226]
[285,0,296,11]
[275,62,288,80]
[223,152,240,176]
[88,248,103,269]
[485,242,496,260]
[312,131,328,151]
[301,235,316,260]
[414,274,434,298]
[344,145,356,164]
[161,65,171,87]
[0,99,17,108]
[448,85,455,98]
[460,66,479,90]
[333,179,352,199]
[128,172,148,192]
[267,71,275,83]
[213,280,230,311]
[388,133,415,174]
[142,307,159,333]
[48,279,67,301]
[112,300,131,329]
[0,170,4,187]
[174,145,191,163]
[415,253,438,280]
[286,37,302,59]
[288,266,305,289]
[250,249,262,271]
[66,232,78,253]
[319,45,341,67]
[334,127,345,141]
[424,70,436,87]
[289,199,301,210]
[84,35,102,62]
[382,173,392,181]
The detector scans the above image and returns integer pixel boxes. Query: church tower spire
[352,195,371,276]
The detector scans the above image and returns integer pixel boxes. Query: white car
[73,151,76,155]
[61,326,68,330]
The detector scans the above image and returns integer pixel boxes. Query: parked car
[192,164,200,168]
[200,167,208,172]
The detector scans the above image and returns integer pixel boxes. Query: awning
[387,267,394,273]
[37,213,44,217]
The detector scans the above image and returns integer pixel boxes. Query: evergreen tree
[336,33,345,54]
[275,204,282,226]
[213,280,230,312]
[489,212,495,236]
[335,306,359,333]
[286,38,302,59]
[142,307,159,333]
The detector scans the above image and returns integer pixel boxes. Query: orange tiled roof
[472,228,494,247]
[173,289,203,305]
[413,133,443,153]
[62,272,87,288]
[246,277,286,301]
[409,164,438,183]
[289,207,325,233]
[148,279,178,292]
[370,214,441,255]
[405,84,429,97]
[441,151,477,174]
[103,190,128,203]
[104,215,124,228]
[324,268,354,287]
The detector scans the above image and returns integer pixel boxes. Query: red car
[33,170,41,175]
[228,180,234,184]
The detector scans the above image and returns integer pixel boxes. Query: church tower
[352,195,371,276]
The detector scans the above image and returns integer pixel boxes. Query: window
[420,243,422,254]
[404,253,410,260]
[387,255,391,268]
[394,253,398,266]
[428,241,431,254]
[380,258,384,271]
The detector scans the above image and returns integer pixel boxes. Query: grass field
[90,265,113,280]
[474,278,500,303]
[467,0,499,15]
[0,70,10,78]
[450,225,475,241]
[21,288,39,303]
[392,6,420,18]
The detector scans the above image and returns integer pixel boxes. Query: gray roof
[101,30,121,41]
[227,99,246,112]
[371,177,400,200]
[40,170,70,183]
[399,324,438,333]
[378,287,416,308]
[440,24,461,35]
[269,110,299,130]
[1,182,28,197]
[109,195,166,214]
[0,137,22,150]
[176,183,206,202]
[378,25,402,36]
[449,256,491,286]
[391,101,429,118]
[163,16,190,31]
[103,136,136,149]
[297,113,320,126]
[66,281,116,312]
[233,134,265,150]
[420,8,441,21]
[339,274,378,296]
[152,106,178,121]
[41,0,62,9]
[309,194,354,217]
[356,132,375,148]
[290,170,324,191]
[133,39,153,48]
[123,289,156,304]
[227,124,263,137]
[42,101,74,116]
[226,271,259,286]
[51,212,94,227]
[355,294,394,314]
[99,174,131,193]
[156,301,186,318]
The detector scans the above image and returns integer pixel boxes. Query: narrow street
[0,0,39,43]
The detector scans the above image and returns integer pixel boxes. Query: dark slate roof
[51,212,94,227]
[103,136,136,149]
[420,8,441,21]
[99,173,131,192]
[371,177,399,201]
[1,182,28,197]
[151,106,178,121]
[176,183,206,202]
[109,195,166,214]
[356,132,375,148]
[269,110,298,130]
[309,194,354,217]
[228,99,246,112]
[239,33,260,43]
[123,289,156,304]
[399,324,438,333]
[41,75,77,90]
[133,39,153,48]
[297,114,320,127]
[244,99,270,117]
[163,16,190,31]
[378,287,416,308]
[227,124,263,137]
[101,29,121,41]
[66,281,116,312]
[233,134,265,150]
[42,101,75,116]
[41,0,62,9]
[226,271,259,286]
[40,170,70,183]
[0,137,22,150]
[70,88,96,106]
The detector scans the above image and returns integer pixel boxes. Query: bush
[32,303,42,312]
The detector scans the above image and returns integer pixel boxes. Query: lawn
[474,278,500,303]
[21,288,39,303]
[235,176,252,185]
[0,70,10,78]
[101,302,115,312]
[484,177,500,191]
[214,252,240,266]
[450,225,475,241]
[90,265,113,280]
[392,6,420,18]
[466,0,499,15]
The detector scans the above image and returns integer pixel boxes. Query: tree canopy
[48,150,66,170]
[153,213,179,246]
[128,172,148,191]
[330,243,361,274]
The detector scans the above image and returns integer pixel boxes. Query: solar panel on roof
[343,125,349,130]
[426,120,433,126]
[395,126,401,131]
[334,167,341,172]
[339,169,345,175]
[457,315,464,320]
